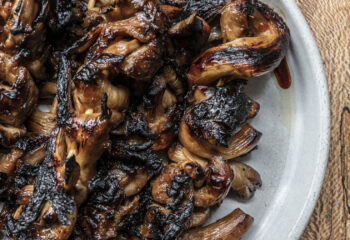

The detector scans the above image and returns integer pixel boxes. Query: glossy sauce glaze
[274,57,292,89]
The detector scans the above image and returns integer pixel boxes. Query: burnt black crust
[109,139,163,175]
[183,0,227,20]
[0,172,9,198]
[74,54,124,84]
[87,172,124,206]
[64,155,79,183]
[125,112,151,137]
[11,0,49,35]
[56,54,72,126]
[166,173,190,211]
[7,128,75,237]
[54,0,76,30]
[14,162,40,191]
[119,185,153,237]
[15,135,48,152]
[148,199,194,240]
[186,80,251,147]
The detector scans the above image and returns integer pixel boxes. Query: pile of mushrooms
[0,0,290,239]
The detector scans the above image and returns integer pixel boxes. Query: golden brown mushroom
[193,156,233,207]
[0,51,38,127]
[187,0,291,86]
[0,0,50,80]
[66,110,112,205]
[180,208,253,240]
[230,161,262,200]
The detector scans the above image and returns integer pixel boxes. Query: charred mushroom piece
[179,81,261,160]
[193,156,233,207]
[0,148,23,175]
[27,101,57,136]
[248,97,260,118]
[120,39,165,82]
[180,208,253,240]
[73,195,138,239]
[142,74,179,150]
[185,207,210,228]
[66,110,113,205]
[187,0,290,86]
[0,0,50,79]
[230,161,262,200]
[0,124,26,147]
[184,81,251,147]
[6,128,79,239]
[180,120,262,160]
[0,52,38,127]
[151,163,194,207]
[137,199,195,239]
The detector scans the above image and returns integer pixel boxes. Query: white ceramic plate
[207,1,330,239]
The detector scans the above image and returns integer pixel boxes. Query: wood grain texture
[296,0,350,239]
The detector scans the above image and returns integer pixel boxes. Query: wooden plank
[296,0,350,239]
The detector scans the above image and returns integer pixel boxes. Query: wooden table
[295,0,350,239]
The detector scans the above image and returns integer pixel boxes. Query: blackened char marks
[198,42,285,74]
[7,128,74,237]
[54,0,76,30]
[14,162,39,190]
[186,80,251,147]
[183,0,227,20]
[110,139,163,175]
[56,54,72,126]
[74,54,125,84]
[11,0,49,35]
[0,172,8,197]
[87,173,124,206]
[166,174,190,211]
[15,135,48,152]
[119,185,153,237]
[148,199,194,240]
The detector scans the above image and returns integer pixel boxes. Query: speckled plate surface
[208,0,330,239]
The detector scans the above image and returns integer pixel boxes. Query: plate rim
[284,0,330,239]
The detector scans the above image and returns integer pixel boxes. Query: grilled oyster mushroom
[98,140,162,198]
[84,0,151,25]
[73,72,129,126]
[185,207,210,228]
[142,74,179,150]
[179,81,261,160]
[180,120,262,160]
[230,161,262,200]
[0,0,50,80]
[193,156,233,207]
[66,110,113,205]
[27,100,57,136]
[136,200,194,239]
[5,128,79,239]
[120,39,165,82]
[0,124,26,147]
[168,12,211,68]
[168,143,233,207]
[151,163,194,206]
[108,139,164,177]
[0,148,23,175]
[73,194,138,240]
[180,208,253,240]
[187,0,291,86]
[0,52,38,127]
[248,97,260,118]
